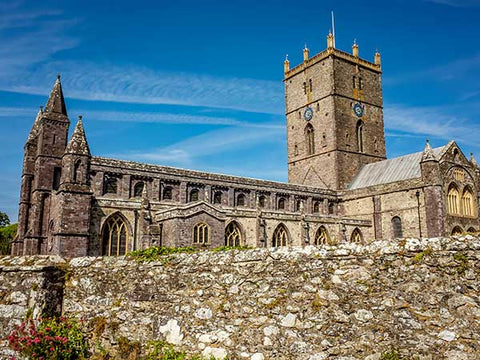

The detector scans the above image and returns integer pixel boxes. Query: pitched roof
[348,144,448,190]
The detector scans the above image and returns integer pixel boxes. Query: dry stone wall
[0,256,65,359]
[1,238,480,359]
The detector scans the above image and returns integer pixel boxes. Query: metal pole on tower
[331,11,336,48]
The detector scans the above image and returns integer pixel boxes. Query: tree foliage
[0,211,9,227]
[0,211,16,255]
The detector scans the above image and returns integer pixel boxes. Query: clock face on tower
[353,103,364,117]
[304,107,313,121]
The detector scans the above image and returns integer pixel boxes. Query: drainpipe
[134,209,138,251]
[416,190,422,238]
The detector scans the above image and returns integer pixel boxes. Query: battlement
[284,47,381,81]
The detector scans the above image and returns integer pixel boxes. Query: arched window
[162,186,172,200]
[295,199,303,212]
[328,202,335,215]
[447,184,460,215]
[73,159,82,182]
[278,197,286,210]
[133,182,144,197]
[53,167,61,190]
[350,228,363,243]
[213,191,222,204]
[309,79,313,92]
[313,201,320,213]
[314,226,329,245]
[225,221,242,247]
[451,226,463,236]
[193,223,209,244]
[453,148,460,162]
[391,216,403,238]
[272,224,289,247]
[305,123,315,155]
[103,175,117,195]
[461,188,474,216]
[189,189,199,202]
[237,193,246,207]
[467,227,477,234]
[102,213,129,256]
[258,195,266,208]
[356,120,364,153]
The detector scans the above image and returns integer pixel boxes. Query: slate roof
[348,144,449,190]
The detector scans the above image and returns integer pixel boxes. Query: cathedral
[12,32,480,257]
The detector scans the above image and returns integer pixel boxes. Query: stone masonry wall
[0,256,66,359]
[2,238,480,359]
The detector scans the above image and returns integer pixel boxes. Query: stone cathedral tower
[284,33,386,190]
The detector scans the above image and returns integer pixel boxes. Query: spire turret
[374,50,381,66]
[327,31,334,49]
[26,106,44,143]
[284,54,290,74]
[352,39,359,57]
[44,75,67,117]
[303,44,309,62]
[470,153,478,167]
[66,116,90,155]
[421,140,437,162]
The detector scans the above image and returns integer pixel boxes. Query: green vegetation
[453,252,469,275]
[128,246,198,262]
[0,211,9,227]
[210,245,252,252]
[142,340,222,360]
[128,245,252,263]
[380,349,408,360]
[412,246,433,263]
[8,316,89,360]
[0,211,17,255]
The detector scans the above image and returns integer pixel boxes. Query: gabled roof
[348,144,449,190]
[154,201,227,222]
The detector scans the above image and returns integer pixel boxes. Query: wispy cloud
[384,54,480,86]
[0,4,282,115]
[0,3,79,79]
[76,109,283,127]
[425,0,480,7]
[110,124,285,168]
[385,104,480,147]
[3,61,284,115]
[0,105,283,129]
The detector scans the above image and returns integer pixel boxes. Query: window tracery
[102,213,129,256]
[272,224,289,247]
[193,223,209,244]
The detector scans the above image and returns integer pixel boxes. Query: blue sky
[1,0,480,221]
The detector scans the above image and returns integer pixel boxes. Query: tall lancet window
[356,120,364,153]
[305,123,315,155]
[73,159,82,183]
